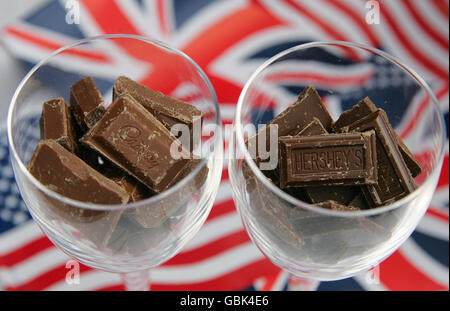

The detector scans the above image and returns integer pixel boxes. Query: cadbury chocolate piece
[279,131,378,188]
[113,76,203,149]
[28,140,130,205]
[295,118,361,205]
[246,86,334,172]
[334,97,423,177]
[70,76,106,131]
[40,98,77,153]
[315,200,360,211]
[343,109,417,207]
[80,95,191,193]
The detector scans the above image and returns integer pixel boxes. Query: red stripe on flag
[431,0,450,19]
[153,258,280,291]
[97,258,281,291]
[402,0,449,51]
[399,85,449,139]
[0,236,52,268]
[156,0,170,36]
[324,0,380,47]
[260,270,284,291]
[379,249,448,291]
[164,230,250,266]
[378,3,449,80]
[4,26,110,62]
[265,72,373,86]
[207,199,236,223]
[6,264,92,291]
[283,0,362,61]
[426,206,449,222]
[182,2,285,104]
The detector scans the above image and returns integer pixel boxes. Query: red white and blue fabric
[0,0,448,291]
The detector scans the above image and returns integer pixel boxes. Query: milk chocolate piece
[279,131,377,188]
[315,200,360,211]
[80,95,191,193]
[334,97,423,177]
[246,173,303,244]
[40,98,77,153]
[113,76,203,149]
[247,86,334,172]
[348,193,370,210]
[133,159,209,228]
[333,97,377,131]
[102,165,155,203]
[70,76,106,131]
[28,140,130,204]
[343,109,417,207]
[28,140,128,248]
[296,118,360,205]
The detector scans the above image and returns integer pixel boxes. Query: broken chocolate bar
[80,94,191,193]
[40,98,77,153]
[342,109,417,207]
[334,97,423,177]
[113,76,203,149]
[294,118,361,205]
[279,131,377,188]
[70,76,106,131]
[28,140,130,205]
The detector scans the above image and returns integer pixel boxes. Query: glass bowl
[7,34,223,289]
[229,41,445,281]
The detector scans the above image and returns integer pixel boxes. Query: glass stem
[121,270,150,291]
[288,275,320,291]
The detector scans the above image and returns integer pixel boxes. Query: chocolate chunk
[70,76,106,131]
[113,76,203,149]
[279,131,378,188]
[276,86,334,136]
[334,97,423,177]
[40,98,77,153]
[348,193,371,210]
[333,97,377,131]
[315,200,360,211]
[28,140,130,204]
[80,95,191,193]
[101,165,155,203]
[305,186,360,206]
[293,118,360,205]
[247,86,334,172]
[296,117,328,136]
[343,109,417,207]
[133,159,209,228]
[245,172,303,244]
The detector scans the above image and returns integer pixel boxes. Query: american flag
[0,0,448,291]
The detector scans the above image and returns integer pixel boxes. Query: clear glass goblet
[7,34,223,291]
[228,41,445,290]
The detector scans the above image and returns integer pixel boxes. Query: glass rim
[7,34,222,211]
[235,40,446,218]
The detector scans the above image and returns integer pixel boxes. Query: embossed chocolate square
[279,131,377,188]
[80,94,191,193]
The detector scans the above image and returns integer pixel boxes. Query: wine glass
[7,34,223,290]
[228,41,445,290]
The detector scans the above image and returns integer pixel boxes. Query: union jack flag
[0,0,448,291]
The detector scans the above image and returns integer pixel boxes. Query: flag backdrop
[0,0,448,291]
